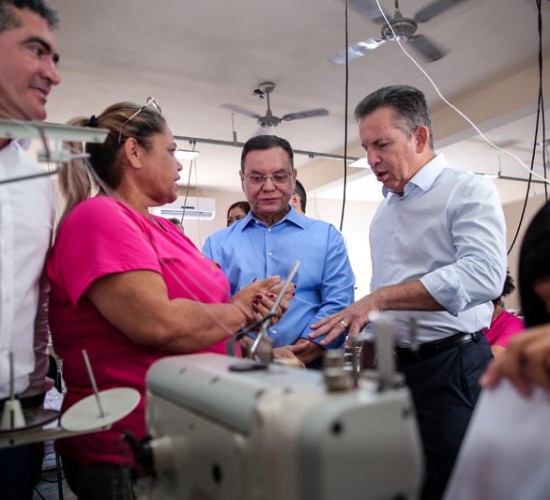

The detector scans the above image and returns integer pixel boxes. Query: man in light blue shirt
[310,85,506,499]
[203,135,355,368]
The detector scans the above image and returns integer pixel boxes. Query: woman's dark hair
[59,101,166,221]
[518,201,550,327]
[226,200,250,226]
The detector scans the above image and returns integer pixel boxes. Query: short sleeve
[51,198,162,305]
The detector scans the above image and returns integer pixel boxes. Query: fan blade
[220,104,261,119]
[407,34,447,62]
[281,109,329,122]
[328,38,386,65]
[414,0,471,23]
[348,0,392,25]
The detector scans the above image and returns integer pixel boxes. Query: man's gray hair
[354,85,434,149]
[0,0,59,32]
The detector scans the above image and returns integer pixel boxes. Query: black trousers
[62,455,138,500]
[0,393,46,500]
[397,334,493,500]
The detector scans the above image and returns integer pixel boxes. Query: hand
[252,282,295,325]
[480,323,550,396]
[308,295,380,346]
[232,276,282,323]
[286,338,325,366]
[273,345,306,369]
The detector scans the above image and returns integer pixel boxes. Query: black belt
[395,330,483,363]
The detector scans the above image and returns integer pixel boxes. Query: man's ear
[123,137,143,169]
[415,125,430,152]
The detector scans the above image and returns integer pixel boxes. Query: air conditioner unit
[150,196,216,221]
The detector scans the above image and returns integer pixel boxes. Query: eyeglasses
[117,96,162,145]
[243,172,293,185]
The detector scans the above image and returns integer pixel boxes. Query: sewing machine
[143,322,423,500]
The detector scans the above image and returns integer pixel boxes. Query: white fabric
[0,139,55,399]
[369,154,507,344]
[445,380,550,500]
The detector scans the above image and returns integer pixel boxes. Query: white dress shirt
[369,154,507,345]
[0,139,55,399]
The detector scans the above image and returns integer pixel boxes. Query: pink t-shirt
[47,196,232,465]
[484,309,525,348]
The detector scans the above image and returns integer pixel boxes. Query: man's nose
[367,151,379,167]
[261,176,276,189]
[43,58,61,86]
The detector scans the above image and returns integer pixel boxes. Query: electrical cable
[178,141,197,230]
[373,0,549,186]
[506,0,547,255]
[371,0,547,255]
[339,0,350,232]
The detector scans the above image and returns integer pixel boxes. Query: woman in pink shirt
[47,99,290,499]
[484,272,524,357]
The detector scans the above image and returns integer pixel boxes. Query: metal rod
[173,134,361,162]
[0,167,60,185]
[9,353,14,400]
[81,350,106,419]
[497,174,548,185]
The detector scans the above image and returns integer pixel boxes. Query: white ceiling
[46,0,550,203]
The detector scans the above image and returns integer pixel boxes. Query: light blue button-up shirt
[370,154,507,345]
[203,207,355,348]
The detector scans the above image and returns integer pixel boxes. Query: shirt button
[268,252,272,256]
[268,228,272,232]
[271,329,277,335]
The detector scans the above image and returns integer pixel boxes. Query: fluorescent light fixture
[176,149,200,161]
[349,157,370,168]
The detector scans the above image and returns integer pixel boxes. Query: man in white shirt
[0,1,61,498]
[310,85,507,499]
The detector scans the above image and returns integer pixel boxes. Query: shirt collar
[239,205,306,231]
[382,153,449,198]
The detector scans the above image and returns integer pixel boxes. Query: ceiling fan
[329,0,472,65]
[221,82,329,129]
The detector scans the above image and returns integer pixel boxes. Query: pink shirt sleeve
[52,198,161,305]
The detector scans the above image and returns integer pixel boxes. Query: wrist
[231,301,254,325]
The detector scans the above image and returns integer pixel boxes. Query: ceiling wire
[506,0,547,256]
[339,0,350,232]
[373,0,550,186]
[178,141,197,229]
[372,0,547,255]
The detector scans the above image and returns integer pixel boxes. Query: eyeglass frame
[117,96,162,145]
[240,171,295,186]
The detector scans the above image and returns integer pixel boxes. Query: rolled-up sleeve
[421,176,506,315]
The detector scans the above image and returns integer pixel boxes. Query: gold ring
[339,320,348,329]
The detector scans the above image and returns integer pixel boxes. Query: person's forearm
[371,280,443,312]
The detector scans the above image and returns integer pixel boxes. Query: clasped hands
[232,276,295,327]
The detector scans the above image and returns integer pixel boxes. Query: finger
[286,342,309,354]
[498,353,532,397]
[525,358,550,391]
[318,329,344,346]
[257,276,281,290]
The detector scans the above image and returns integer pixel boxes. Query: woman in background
[226,200,250,226]
[484,271,524,357]
[48,99,290,499]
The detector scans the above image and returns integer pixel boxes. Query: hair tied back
[88,115,99,128]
